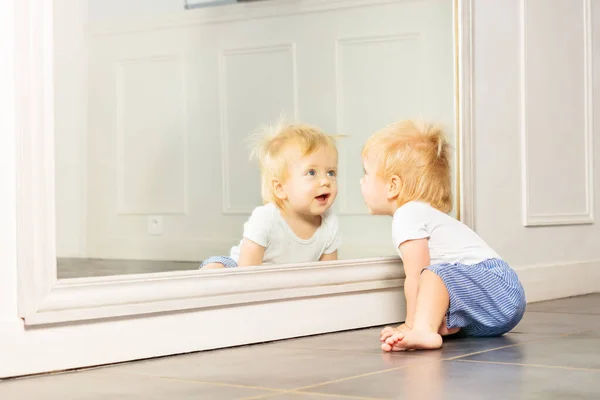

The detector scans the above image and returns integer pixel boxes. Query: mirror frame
[16,0,473,326]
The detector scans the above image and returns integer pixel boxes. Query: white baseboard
[515,259,600,304]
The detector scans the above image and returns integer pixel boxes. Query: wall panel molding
[519,0,594,227]
[218,43,297,215]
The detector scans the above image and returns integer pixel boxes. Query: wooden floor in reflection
[57,258,200,279]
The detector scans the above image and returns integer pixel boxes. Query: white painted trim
[2,288,406,378]
[456,0,475,229]
[80,0,89,257]
[30,257,404,325]
[16,0,58,318]
[88,0,412,37]
[519,0,595,227]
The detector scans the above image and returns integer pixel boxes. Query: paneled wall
[472,0,600,285]
[80,0,455,261]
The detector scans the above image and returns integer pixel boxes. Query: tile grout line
[99,369,389,399]
[443,329,593,361]
[238,389,390,400]
[453,359,600,372]
[292,390,391,400]
[284,359,440,393]
[96,370,286,393]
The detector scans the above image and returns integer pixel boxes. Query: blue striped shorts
[200,256,238,269]
[426,258,526,337]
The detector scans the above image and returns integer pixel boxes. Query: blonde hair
[250,118,340,208]
[362,119,452,213]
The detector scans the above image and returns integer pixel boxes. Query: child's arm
[319,250,338,261]
[237,238,266,267]
[398,238,431,328]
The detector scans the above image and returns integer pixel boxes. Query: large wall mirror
[54,0,461,280]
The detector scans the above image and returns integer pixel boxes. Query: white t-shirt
[392,201,500,266]
[229,203,342,265]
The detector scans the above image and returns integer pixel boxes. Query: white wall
[83,0,455,261]
[87,0,183,23]
[0,0,19,324]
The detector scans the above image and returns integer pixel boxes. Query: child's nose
[320,177,331,186]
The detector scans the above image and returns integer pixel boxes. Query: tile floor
[1,293,599,399]
[57,258,199,279]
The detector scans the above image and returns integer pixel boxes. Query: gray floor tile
[276,327,388,353]
[510,311,600,334]
[461,330,600,369]
[0,370,275,400]
[303,360,600,399]
[527,293,600,315]
[277,325,551,359]
[259,393,382,400]
[57,258,199,279]
[401,332,553,360]
[100,345,427,390]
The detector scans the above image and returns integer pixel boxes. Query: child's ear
[272,179,287,200]
[387,175,401,200]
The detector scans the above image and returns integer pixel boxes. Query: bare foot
[380,324,410,343]
[381,330,443,352]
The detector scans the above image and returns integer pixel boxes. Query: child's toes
[381,342,393,352]
[385,332,404,345]
[380,327,396,341]
[380,330,394,341]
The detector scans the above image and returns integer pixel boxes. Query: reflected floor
[57,258,200,279]
[2,293,600,399]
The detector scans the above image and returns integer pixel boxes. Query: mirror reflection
[54,0,457,278]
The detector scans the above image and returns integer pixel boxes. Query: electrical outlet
[147,216,163,236]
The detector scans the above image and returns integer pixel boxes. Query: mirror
[55,0,458,279]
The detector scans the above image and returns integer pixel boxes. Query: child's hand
[380,323,411,342]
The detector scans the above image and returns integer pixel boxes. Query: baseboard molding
[515,259,600,304]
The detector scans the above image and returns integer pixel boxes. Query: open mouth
[315,194,330,202]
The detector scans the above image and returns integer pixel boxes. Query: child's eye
[307,169,316,176]
[327,170,337,177]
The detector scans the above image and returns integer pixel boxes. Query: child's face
[280,145,338,217]
[360,157,395,216]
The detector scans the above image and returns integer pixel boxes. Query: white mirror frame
[16,0,473,335]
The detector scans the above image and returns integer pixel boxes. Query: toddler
[359,120,526,351]
[201,120,341,269]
